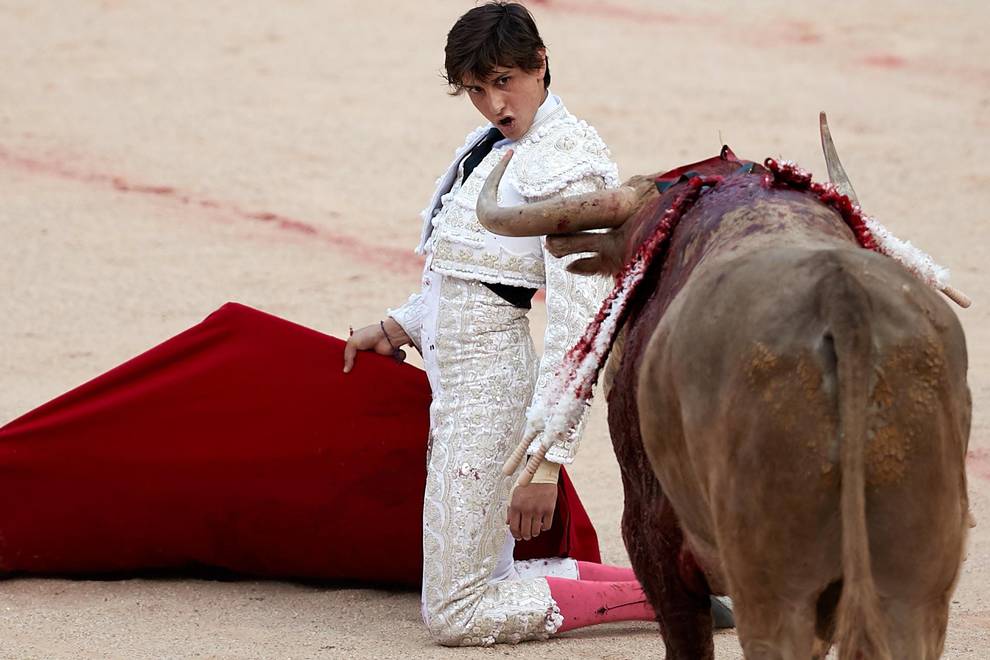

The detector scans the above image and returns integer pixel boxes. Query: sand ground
[1,1,987,658]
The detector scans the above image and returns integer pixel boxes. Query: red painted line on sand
[533,0,707,26]
[0,145,425,276]
[537,0,990,84]
[861,53,909,70]
[535,1,821,45]
[778,20,822,45]
[0,144,550,302]
[967,449,990,481]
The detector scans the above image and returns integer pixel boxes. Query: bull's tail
[822,260,892,660]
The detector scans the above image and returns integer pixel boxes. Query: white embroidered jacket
[390,95,617,464]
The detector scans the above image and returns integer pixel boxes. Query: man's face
[461,53,547,142]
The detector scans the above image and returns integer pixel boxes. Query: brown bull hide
[575,158,970,658]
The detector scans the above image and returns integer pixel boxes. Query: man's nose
[489,89,507,116]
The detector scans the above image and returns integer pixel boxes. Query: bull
[477,117,972,660]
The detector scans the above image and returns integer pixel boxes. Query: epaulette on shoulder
[514,115,620,199]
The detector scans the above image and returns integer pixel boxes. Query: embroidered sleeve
[387,292,427,352]
[525,176,613,464]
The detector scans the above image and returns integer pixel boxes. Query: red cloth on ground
[0,303,599,587]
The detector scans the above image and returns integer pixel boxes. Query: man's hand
[507,483,557,541]
[343,318,411,373]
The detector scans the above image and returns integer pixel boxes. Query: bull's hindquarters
[636,246,970,660]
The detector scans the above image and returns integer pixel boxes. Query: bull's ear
[566,256,610,275]
[547,230,626,276]
[546,232,607,259]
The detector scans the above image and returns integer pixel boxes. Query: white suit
[388,94,617,645]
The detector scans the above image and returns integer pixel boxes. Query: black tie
[461,127,504,184]
[451,126,536,310]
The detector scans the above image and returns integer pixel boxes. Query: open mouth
[498,116,515,130]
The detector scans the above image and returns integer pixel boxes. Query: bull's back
[636,244,970,599]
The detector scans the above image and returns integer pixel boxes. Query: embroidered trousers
[419,272,568,646]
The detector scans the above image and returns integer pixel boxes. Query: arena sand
[1,1,987,657]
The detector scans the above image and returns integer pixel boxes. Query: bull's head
[477,114,971,308]
[476,115,862,277]
[476,156,658,276]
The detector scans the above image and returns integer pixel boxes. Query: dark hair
[444,2,550,95]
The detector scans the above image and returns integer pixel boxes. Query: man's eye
[496,76,510,86]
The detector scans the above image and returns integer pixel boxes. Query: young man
[344,2,731,646]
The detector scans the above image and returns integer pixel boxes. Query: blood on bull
[477,115,972,660]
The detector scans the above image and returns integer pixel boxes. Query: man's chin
[500,120,529,141]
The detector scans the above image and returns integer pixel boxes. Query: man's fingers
[343,340,357,373]
[508,508,522,540]
[520,514,533,541]
[529,514,544,539]
[509,507,529,541]
[540,511,553,532]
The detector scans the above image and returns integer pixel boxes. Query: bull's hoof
[711,596,735,629]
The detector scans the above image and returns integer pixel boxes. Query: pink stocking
[546,578,656,632]
[575,560,637,582]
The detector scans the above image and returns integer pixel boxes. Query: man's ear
[537,48,547,78]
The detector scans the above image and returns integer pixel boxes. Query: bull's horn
[819,112,860,205]
[820,113,972,309]
[477,150,638,236]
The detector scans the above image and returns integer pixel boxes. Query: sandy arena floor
[1,1,987,658]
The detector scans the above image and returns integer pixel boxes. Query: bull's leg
[618,463,713,659]
[878,597,951,660]
[622,495,714,659]
[731,595,817,660]
[609,325,714,658]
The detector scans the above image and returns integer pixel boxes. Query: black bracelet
[381,320,403,359]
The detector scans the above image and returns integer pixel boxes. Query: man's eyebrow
[461,69,511,87]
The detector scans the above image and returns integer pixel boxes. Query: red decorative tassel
[765,158,879,252]
[558,175,723,400]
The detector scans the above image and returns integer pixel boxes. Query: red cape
[0,303,600,587]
